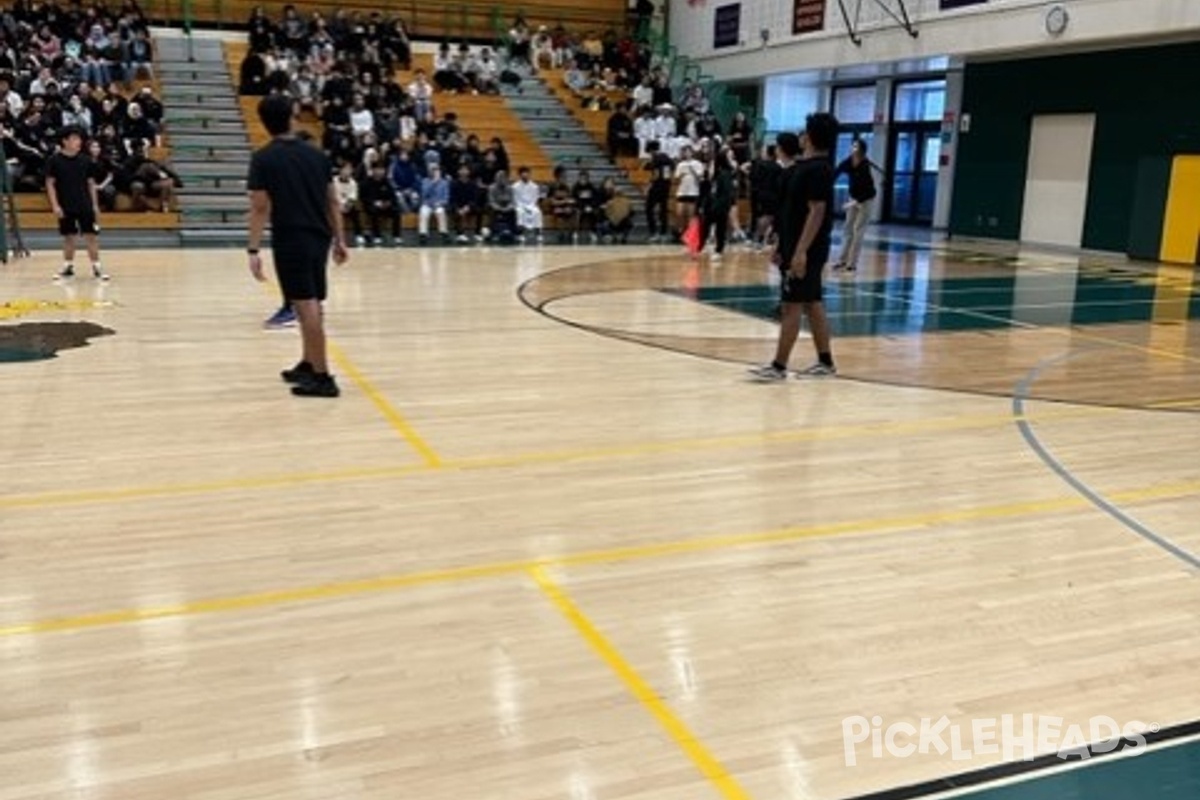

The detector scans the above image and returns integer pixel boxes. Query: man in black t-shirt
[643,140,673,242]
[45,126,106,281]
[749,113,839,382]
[747,144,782,250]
[247,95,349,398]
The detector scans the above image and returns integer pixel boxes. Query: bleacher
[180,0,628,44]
[540,68,647,188]
[15,72,181,231]
[227,43,560,233]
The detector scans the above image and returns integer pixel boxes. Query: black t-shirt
[647,152,674,188]
[836,157,877,202]
[247,137,333,238]
[45,151,93,215]
[775,155,835,263]
[751,158,783,205]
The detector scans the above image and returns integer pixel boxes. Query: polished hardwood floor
[1,237,1198,800]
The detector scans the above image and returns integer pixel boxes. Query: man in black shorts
[748,113,839,381]
[46,126,106,281]
[247,94,349,398]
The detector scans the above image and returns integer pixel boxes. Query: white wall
[669,0,1200,82]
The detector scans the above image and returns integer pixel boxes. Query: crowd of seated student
[240,4,634,246]
[0,1,176,211]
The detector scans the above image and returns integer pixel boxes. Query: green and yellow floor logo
[0,299,114,362]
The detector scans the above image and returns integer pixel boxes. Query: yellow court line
[0,464,431,510]
[530,567,754,800]
[256,279,443,468]
[326,340,443,468]
[1060,327,1200,365]
[0,406,1123,511]
[4,476,1200,638]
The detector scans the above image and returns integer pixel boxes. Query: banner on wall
[714,3,741,48]
[793,0,826,34]
[940,0,988,8]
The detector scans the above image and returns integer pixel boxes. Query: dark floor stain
[0,322,115,362]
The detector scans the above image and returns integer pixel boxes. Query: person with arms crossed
[748,114,839,382]
[47,125,106,281]
[247,95,349,398]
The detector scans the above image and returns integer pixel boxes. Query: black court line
[516,259,1200,414]
[840,719,1200,800]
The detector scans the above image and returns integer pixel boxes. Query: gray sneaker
[796,363,837,378]
[747,363,788,382]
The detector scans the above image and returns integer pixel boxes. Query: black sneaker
[291,373,340,398]
[280,361,314,384]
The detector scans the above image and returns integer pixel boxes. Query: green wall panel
[951,42,1200,252]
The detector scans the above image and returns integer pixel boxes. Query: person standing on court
[246,94,349,398]
[46,125,106,281]
[832,138,879,273]
[748,114,839,381]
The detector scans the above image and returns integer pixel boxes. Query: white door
[1020,114,1096,248]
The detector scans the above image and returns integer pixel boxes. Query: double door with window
[885,124,941,225]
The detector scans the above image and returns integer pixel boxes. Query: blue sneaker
[263,306,297,329]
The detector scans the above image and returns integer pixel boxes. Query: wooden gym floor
[1,235,1198,800]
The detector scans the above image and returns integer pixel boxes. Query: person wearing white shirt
[348,93,374,140]
[475,48,500,94]
[0,75,24,117]
[511,167,543,242]
[630,77,653,112]
[651,105,676,152]
[633,108,656,159]
[407,69,434,122]
[673,146,703,235]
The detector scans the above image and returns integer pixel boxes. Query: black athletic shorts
[779,245,829,304]
[59,210,98,237]
[273,231,332,302]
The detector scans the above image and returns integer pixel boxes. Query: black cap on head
[59,124,85,143]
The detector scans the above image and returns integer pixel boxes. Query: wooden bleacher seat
[191,0,628,44]
[14,70,181,230]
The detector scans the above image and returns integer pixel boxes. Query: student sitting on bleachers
[547,166,576,242]
[334,161,365,246]
[487,169,517,243]
[597,177,633,244]
[360,159,400,245]
[512,166,543,243]
[449,163,484,243]
[572,169,602,243]
[418,163,450,244]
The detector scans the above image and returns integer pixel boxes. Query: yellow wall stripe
[1161,155,1200,264]
[530,567,754,800]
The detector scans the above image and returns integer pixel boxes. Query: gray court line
[1013,351,1200,572]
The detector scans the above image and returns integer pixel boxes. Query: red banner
[793,0,826,34]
